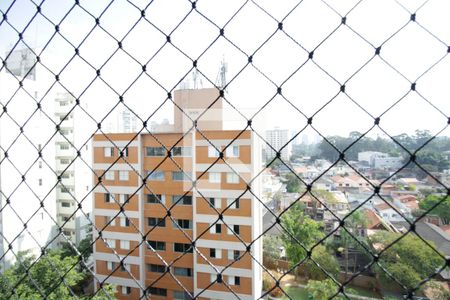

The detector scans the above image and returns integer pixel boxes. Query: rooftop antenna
[192,68,203,89]
[216,55,227,90]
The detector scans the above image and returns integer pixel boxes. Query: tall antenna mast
[216,55,227,90]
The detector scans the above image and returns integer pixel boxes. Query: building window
[228,225,240,235]
[120,147,129,157]
[210,223,222,234]
[209,172,221,183]
[173,291,192,300]
[226,172,239,184]
[172,171,189,181]
[104,216,113,225]
[210,248,221,259]
[60,143,69,150]
[173,267,192,277]
[147,170,165,181]
[120,240,130,250]
[38,179,42,186]
[148,264,166,273]
[171,146,192,157]
[61,202,70,207]
[174,219,192,230]
[120,263,130,272]
[227,198,240,209]
[104,147,114,157]
[106,261,115,270]
[226,145,239,157]
[104,193,111,203]
[119,171,129,181]
[209,198,221,209]
[105,171,115,181]
[147,194,164,204]
[228,250,240,260]
[228,276,240,286]
[146,147,166,156]
[172,195,192,205]
[60,158,70,164]
[208,146,220,157]
[106,239,115,249]
[121,286,131,295]
[147,240,166,251]
[173,243,193,253]
[120,217,130,227]
[38,161,42,168]
[119,194,128,204]
[147,287,167,297]
[148,217,165,227]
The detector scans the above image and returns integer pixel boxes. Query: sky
[0,0,449,143]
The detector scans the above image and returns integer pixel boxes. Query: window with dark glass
[171,147,192,157]
[174,219,192,229]
[146,147,166,156]
[173,267,192,277]
[147,194,163,204]
[148,264,166,273]
[147,287,167,296]
[147,240,166,251]
[174,243,193,253]
[148,217,165,227]
[172,195,192,205]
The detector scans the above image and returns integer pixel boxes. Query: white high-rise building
[0,48,57,269]
[54,92,93,245]
[265,127,291,162]
[105,109,138,133]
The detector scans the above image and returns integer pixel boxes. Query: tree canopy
[370,232,444,290]
[419,195,450,225]
[280,201,340,279]
[0,247,115,299]
[316,130,450,171]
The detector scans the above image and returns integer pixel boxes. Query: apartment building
[92,88,262,299]
[265,127,291,162]
[0,48,57,268]
[54,92,93,244]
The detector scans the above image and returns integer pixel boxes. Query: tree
[370,232,444,290]
[419,195,450,224]
[305,279,352,300]
[61,236,93,260]
[304,245,340,280]
[281,202,327,278]
[263,235,282,269]
[0,250,115,299]
[285,173,303,193]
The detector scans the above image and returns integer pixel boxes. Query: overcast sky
[0,0,449,142]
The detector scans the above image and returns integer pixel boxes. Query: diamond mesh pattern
[0,0,449,299]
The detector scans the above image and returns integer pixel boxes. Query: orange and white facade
[92,88,262,299]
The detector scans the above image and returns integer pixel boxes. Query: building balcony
[60,176,75,187]
[56,147,76,157]
[55,132,74,143]
[57,190,75,201]
[56,160,74,171]
[58,204,76,216]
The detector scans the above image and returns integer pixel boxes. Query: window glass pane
[209,172,221,183]
[208,146,220,157]
[148,171,165,181]
[146,147,166,156]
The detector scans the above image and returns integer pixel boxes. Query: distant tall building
[118,109,138,133]
[92,88,263,299]
[105,109,138,133]
[54,92,92,245]
[265,127,291,162]
[0,48,57,269]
